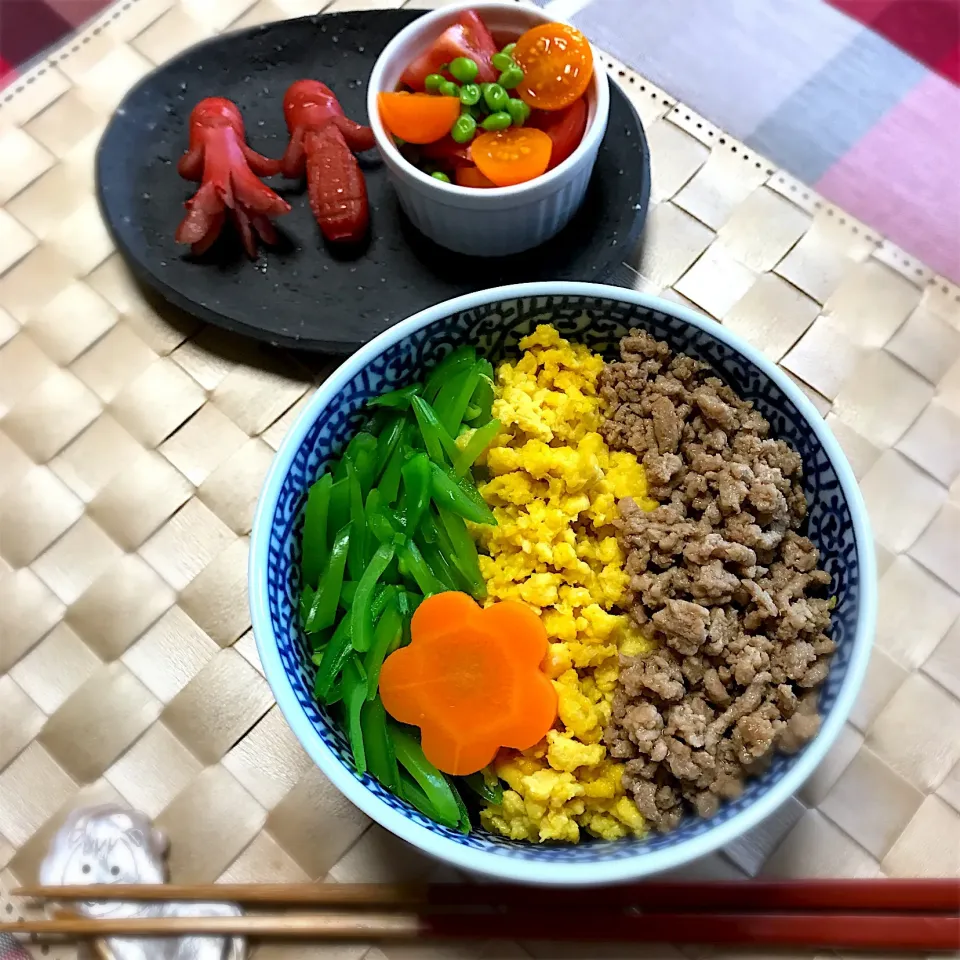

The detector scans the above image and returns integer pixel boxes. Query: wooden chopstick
[2,910,959,950]
[14,879,960,913]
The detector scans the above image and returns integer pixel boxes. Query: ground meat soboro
[600,330,835,832]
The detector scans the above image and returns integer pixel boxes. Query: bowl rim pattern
[249,281,876,885]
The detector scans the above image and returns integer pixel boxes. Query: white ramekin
[366,1,610,257]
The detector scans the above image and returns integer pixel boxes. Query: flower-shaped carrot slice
[378,592,557,775]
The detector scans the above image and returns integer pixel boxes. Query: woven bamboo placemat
[1,1,959,957]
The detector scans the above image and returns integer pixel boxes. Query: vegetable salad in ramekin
[367,2,610,256]
[377,10,593,189]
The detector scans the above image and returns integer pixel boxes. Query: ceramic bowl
[249,282,875,885]
[366,1,610,257]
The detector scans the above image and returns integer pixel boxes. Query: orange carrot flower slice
[378,592,557,775]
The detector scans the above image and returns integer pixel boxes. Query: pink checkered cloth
[0,934,30,960]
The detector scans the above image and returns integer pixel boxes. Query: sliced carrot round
[377,92,461,144]
[470,128,552,187]
[512,22,593,111]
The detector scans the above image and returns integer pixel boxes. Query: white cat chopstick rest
[39,806,245,960]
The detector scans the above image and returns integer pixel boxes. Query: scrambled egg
[473,325,658,843]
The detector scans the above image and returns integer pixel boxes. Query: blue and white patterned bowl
[249,282,876,885]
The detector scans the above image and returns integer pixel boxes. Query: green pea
[448,56,478,84]
[483,82,508,112]
[438,80,460,98]
[506,98,530,126]
[501,42,516,57]
[424,73,445,93]
[499,64,524,90]
[431,171,452,183]
[490,51,514,72]
[481,111,512,132]
[451,112,477,144]
[459,83,481,106]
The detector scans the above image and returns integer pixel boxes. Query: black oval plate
[96,10,650,353]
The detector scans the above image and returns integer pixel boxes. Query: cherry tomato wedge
[513,22,593,111]
[530,97,587,169]
[455,165,497,188]
[420,136,473,168]
[470,127,552,187]
[378,92,461,144]
[400,10,498,90]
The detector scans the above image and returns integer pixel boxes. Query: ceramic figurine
[39,806,244,960]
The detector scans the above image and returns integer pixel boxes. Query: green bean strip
[378,434,408,505]
[435,506,485,597]
[361,697,400,791]
[445,774,472,834]
[453,418,501,476]
[415,533,462,592]
[342,657,368,775]
[333,430,383,495]
[326,679,343,705]
[351,543,395,653]
[340,428,370,459]
[425,510,471,590]
[371,584,397,623]
[374,416,405,484]
[345,461,367,580]
[343,581,389,614]
[456,468,493,513]
[390,725,462,826]
[410,396,446,463]
[299,584,315,628]
[338,581,359,609]
[367,383,422,409]
[397,591,423,647]
[400,453,432,533]
[308,629,329,660]
[368,509,398,545]
[301,473,332,588]
[368,489,401,557]
[423,346,476,403]
[429,462,497,525]
[398,773,457,828]
[363,594,403,701]
[417,513,467,590]
[304,522,351,633]
[462,770,503,805]
[476,358,494,381]
[313,615,352,701]
[466,375,495,425]
[351,433,379,496]
[436,365,481,436]
[411,396,459,464]
[328,478,350,544]
[398,540,446,596]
